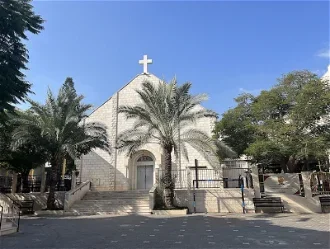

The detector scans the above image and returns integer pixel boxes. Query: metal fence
[191,169,222,188]
[0,173,72,193]
[158,167,253,189]
[310,172,330,196]
[223,167,253,188]
[18,175,42,193]
[158,169,188,189]
[0,176,13,193]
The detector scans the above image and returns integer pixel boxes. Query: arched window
[137,156,153,162]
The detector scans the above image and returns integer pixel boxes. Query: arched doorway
[136,155,154,190]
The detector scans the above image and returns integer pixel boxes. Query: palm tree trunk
[47,157,59,210]
[163,145,175,208]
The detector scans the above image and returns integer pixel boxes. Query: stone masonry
[77,73,216,191]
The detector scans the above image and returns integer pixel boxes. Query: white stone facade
[77,73,216,191]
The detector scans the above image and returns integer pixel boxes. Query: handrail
[8,204,20,232]
[64,181,91,210]
[66,180,90,197]
[0,193,21,232]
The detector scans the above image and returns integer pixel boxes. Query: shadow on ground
[0,213,329,249]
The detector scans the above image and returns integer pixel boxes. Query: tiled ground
[0,213,329,249]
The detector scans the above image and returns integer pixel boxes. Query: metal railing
[6,204,20,232]
[311,172,330,196]
[0,194,21,232]
[158,170,188,189]
[0,176,13,193]
[158,168,253,189]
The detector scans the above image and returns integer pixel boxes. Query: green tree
[215,71,330,172]
[11,78,110,209]
[117,79,232,208]
[213,93,256,156]
[0,0,44,122]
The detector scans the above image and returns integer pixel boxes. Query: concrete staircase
[69,190,151,215]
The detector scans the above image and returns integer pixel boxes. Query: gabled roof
[88,73,159,116]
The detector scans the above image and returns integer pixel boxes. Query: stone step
[84,193,149,196]
[85,190,149,195]
[83,196,149,200]
[69,190,151,215]
[78,200,149,204]
[72,203,149,209]
[70,210,151,215]
[84,195,149,199]
[72,206,150,209]
[72,203,150,207]
[70,209,150,213]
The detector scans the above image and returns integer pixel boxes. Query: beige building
[77,56,216,191]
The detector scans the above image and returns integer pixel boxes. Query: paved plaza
[0,213,329,249]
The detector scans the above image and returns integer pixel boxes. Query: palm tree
[11,78,110,209]
[117,79,233,208]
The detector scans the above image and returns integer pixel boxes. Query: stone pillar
[155,168,159,184]
[301,171,313,198]
[71,171,77,190]
[251,165,261,198]
[187,167,192,190]
[40,172,47,193]
[40,164,46,193]
[11,173,18,194]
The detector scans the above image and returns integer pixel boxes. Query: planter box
[152,208,188,216]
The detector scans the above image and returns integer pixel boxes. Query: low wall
[149,185,157,212]
[174,188,254,213]
[266,193,322,213]
[1,192,65,211]
[264,173,301,195]
[64,181,91,210]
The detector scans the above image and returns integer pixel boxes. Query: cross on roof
[139,55,153,74]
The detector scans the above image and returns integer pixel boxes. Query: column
[40,164,46,193]
[71,171,77,190]
[251,165,261,198]
[11,172,18,194]
[301,171,313,198]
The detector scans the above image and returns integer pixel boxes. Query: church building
[76,56,216,191]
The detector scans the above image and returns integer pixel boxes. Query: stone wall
[174,188,254,213]
[76,90,114,191]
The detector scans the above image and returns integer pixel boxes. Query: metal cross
[139,55,153,74]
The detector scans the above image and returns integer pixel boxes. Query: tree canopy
[0,0,44,122]
[11,77,110,209]
[0,117,48,175]
[214,71,330,172]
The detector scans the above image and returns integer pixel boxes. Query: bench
[253,197,284,213]
[14,200,35,215]
[319,196,330,213]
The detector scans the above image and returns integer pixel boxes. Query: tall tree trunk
[47,157,59,210]
[163,145,175,208]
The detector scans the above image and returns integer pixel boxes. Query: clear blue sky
[23,0,330,116]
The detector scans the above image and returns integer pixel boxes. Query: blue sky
[23,0,329,116]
